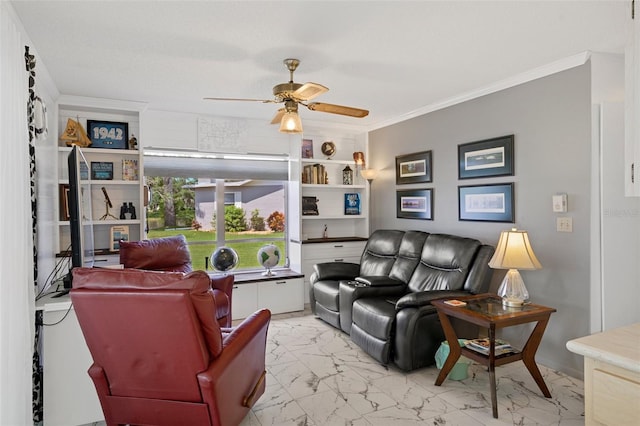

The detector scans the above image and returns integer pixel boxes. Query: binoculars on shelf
[119,202,137,220]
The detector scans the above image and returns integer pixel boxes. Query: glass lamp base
[496,269,529,307]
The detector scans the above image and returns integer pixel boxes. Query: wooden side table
[432,294,556,418]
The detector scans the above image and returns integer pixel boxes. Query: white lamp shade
[488,228,542,270]
[360,168,378,181]
[279,111,303,133]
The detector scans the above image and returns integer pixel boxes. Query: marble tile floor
[240,309,585,426]
[87,308,585,426]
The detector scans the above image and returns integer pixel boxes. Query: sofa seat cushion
[313,280,340,311]
[352,297,399,341]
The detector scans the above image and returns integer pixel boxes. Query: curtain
[0,3,37,425]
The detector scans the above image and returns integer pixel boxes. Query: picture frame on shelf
[302,138,314,159]
[87,120,129,149]
[396,150,432,184]
[302,196,319,215]
[110,225,130,252]
[58,184,70,221]
[91,161,114,180]
[458,135,514,179]
[458,183,514,222]
[344,193,361,215]
[396,189,433,220]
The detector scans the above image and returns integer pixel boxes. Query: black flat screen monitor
[66,146,94,286]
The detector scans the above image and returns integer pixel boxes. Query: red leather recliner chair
[71,267,271,426]
[119,234,234,327]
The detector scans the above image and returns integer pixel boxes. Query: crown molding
[368,51,592,132]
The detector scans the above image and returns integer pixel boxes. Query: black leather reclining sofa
[309,229,495,371]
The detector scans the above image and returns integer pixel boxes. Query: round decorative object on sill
[342,165,353,185]
[257,244,280,276]
[211,246,239,273]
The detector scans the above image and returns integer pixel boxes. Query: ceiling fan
[204,58,369,133]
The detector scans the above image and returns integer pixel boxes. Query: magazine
[466,338,513,355]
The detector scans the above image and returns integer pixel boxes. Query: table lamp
[488,228,542,307]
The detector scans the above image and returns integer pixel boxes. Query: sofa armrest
[396,290,471,309]
[310,262,360,284]
[355,275,405,287]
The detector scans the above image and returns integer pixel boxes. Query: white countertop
[566,323,640,373]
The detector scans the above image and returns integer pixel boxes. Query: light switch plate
[552,194,568,212]
[557,217,573,232]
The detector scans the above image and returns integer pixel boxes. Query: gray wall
[369,64,591,377]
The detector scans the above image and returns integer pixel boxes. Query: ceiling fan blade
[270,108,285,125]
[292,82,329,101]
[203,97,277,103]
[306,102,369,118]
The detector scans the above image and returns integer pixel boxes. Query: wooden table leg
[434,310,461,386]
[521,316,552,398]
[488,325,499,418]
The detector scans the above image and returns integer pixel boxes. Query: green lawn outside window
[147,229,285,272]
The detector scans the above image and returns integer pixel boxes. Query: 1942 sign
[87,120,129,149]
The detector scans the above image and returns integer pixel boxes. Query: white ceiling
[11,1,629,131]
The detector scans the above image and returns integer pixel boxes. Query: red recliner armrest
[209,274,234,327]
[197,309,271,426]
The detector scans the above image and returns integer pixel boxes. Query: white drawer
[231,282,257,320]
[303,241,365,261]
[257,278,304,314]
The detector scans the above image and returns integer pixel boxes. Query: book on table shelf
[465,338,514,355]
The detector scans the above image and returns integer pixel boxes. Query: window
[143,151,288,272]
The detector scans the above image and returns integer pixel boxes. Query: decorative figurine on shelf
[99,187,118,220]
[60,117,92,147]
[128,134,138,150]
[342,165,353,185]
[323,224,328,239]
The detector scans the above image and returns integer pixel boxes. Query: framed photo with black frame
[458,183,514,223]
[395,150,432,184]
[87,120,129,149]
[58,184,70,221]
[396,189,433,220]
[458,135,514,179]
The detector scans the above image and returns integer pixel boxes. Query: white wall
[590,53,640,333]
[369,64,593,378]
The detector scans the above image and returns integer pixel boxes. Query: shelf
[58,146,140,156]
[302,215,366,220]
[58,219,141,226]
[90,180,139,185]
[302,184,365,189]
[301,158,355,166]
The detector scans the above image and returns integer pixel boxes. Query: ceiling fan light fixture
[279,110,303,133]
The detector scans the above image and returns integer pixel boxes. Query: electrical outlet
[557,217,573,232]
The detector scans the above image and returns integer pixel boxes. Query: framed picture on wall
[396,150,433,184]
[396,189,433,220]
[458,183,514,222]
[458,135,514,179]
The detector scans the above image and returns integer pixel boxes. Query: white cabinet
[56,96,146,263]
[231,275,304,320]
[37,295,103,426]
[625,7,640,196]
